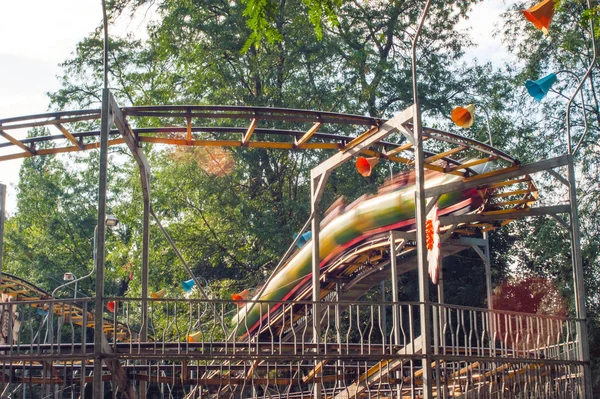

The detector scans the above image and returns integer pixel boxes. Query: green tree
[499,0,600,384]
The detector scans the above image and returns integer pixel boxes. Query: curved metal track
[0,106,516,174]
[0,272,130,341]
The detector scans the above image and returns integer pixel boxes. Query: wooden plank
[424,145,465,163]
[493,197,536,208]
[384,142,413,157]
[479,177,531,190]
[186,115,192,144]
[294,122,322,147]
[342,126,379,152]
[486,188,533,199]
[242,118,258,145]
[461,164,520,183]
[0,138,125,162]
[447,157,496,173]
[0,130,36,154]
[425,156,569,199]
[55,123,84,149]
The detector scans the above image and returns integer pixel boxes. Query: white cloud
[457,0,520,65]
[0,1,100,212]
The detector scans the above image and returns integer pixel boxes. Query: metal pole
[380,281,386,336]
[93,88,110,399]
[563,3,595,388]
[482,231,496,348]
[141,199,149,341]
[389,231,401,399]
[566,156,592,396]
[94,0,110,393]
[483,232,492,311]
[0,183,5,278]
[140,197,150,399]
[411,1,433,397]
[310,175,322,399]
[476,104,493,147]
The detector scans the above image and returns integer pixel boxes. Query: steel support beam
[483,232,492,313]
[566,156,592,396]
[389,231,401,399]
[411,1,433,395]
[93,87,111,399]
[110,94,151,398]
[309,108,412,179]
[110,95,152,345]
[310,173,325,399]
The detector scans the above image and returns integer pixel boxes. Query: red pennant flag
[426,203,441,284]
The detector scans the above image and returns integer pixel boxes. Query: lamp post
[52,272,78,299]
[94,214,119,268]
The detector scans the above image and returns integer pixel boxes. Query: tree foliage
[498,0,600,382]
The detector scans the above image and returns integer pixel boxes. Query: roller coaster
[0,102,589,398]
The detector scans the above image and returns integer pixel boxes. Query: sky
[0,0,518,214]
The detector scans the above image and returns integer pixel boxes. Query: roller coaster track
[2,105,573,398]
[0,272,131,341]
[0,106,516,172]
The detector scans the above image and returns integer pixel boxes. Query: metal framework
[0,96,591,397]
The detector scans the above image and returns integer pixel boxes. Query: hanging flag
[231,288,251,305]
[522,0,556,35]
[426,202,441,284]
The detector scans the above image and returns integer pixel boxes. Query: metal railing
[0,297,584,398]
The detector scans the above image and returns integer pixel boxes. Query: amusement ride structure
[0,0,595,397]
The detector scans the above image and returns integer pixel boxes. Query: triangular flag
[426,203,441,284]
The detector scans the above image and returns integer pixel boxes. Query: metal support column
[0,183,5,278]
[93,87,111,399]
[483,232,492,310]
[140,196,150,398]
[310,174,326,399]
[411,1,433,396]
[389,231,401,399]
[566,156,592,396]
[380,281,387,338]
[140,180,150,349]
[95,1,110,393]
[110,94,152,397]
